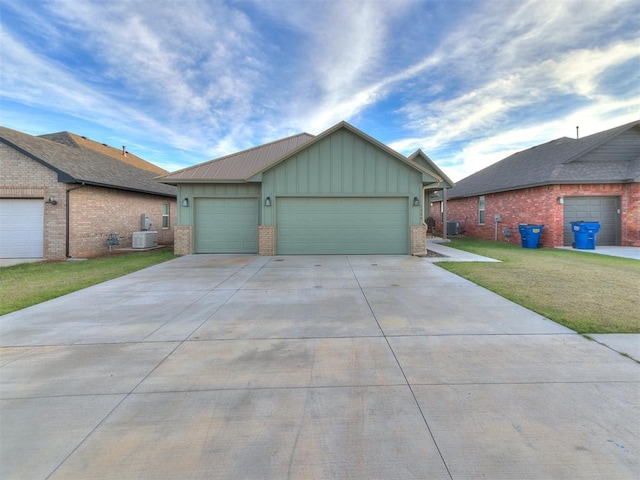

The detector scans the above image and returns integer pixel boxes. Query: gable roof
[159,133,315,182]
[407,149,455,189]
[0,126,176,197]
[40,132,168,175]
[447,120,640,199]
[159,121,447,185]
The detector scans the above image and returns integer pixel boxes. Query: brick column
[258,226,275,256]
[174,225,193,255]
[410,225,427,256]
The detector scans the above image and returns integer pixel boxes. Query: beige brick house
[435,120,640,247]
[0,126,176,261]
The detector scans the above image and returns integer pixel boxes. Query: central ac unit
[132,231,158,249]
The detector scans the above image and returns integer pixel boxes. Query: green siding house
[159,121,453,255]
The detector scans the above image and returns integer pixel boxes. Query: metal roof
[0,126,176,197]
[159,133,315,182]
[446,120,640,199]
[159,121,448,185]
[407,149,455,188]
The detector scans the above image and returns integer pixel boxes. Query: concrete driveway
[1,255,638,479]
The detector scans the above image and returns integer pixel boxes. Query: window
[162,203,170,228]
[478,196,485,224]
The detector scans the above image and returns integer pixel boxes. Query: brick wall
[2,145,176,260]
[442,183,639,247]
[174,225,193,255]
[410,225,427,255]
[258,226,275,256]
[68,186,176,258]
[1,144,67,260]
[626,183,640,246]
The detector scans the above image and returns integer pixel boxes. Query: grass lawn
[0,249,177,315]
[436,238,640,334]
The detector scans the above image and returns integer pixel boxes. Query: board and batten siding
[177,183,261,226]
[261,128,424,225]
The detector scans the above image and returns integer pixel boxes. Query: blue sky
[1,0,638,181]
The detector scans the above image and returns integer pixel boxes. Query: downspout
[66,183,86,258]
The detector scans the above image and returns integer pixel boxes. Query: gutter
[66,183,85,258]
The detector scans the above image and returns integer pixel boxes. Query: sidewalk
[555,245,640,260]
[425,238,500,262]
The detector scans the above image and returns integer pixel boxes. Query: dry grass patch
[437,239,640,333]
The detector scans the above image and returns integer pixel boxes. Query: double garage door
[277,197,408,254]
[0,199,44,258]
[194,197,409,255]
[563,196,621,246]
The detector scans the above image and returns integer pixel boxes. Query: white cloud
[386,0,639,180]
[0,25,205,151]
[399,95,639,183]
[0,0,637,173]
[249,0,416,134]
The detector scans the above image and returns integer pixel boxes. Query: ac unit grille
[132,231,158,249]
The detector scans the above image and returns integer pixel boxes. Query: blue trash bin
[571,221,600,249]
[518,224,544,248]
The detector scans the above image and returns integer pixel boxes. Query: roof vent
[122,146,127,157]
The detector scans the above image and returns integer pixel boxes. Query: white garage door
[0,199,44,258]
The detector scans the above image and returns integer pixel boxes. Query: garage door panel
[277,198,407,254]
[0,199,44,258]
[563,196,620,246]
[195,198,258,253]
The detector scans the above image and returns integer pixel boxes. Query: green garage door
[195,198,258,253]
[277,197,408,254]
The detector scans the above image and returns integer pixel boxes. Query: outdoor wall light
[182,198,189,207]
[413,196,420,207]
[557,196,564,205]
[265,196,272,207]
[45,196,57,205]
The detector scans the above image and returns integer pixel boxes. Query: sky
[0,0,638,181]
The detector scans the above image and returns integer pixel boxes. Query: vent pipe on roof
[122,146,127,157]
[576,126,579,139]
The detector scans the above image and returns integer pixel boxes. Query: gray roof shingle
[0,126,176,197]
[40,132,168,175]
[447,120,640,199]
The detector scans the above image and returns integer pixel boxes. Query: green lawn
[436,238,640,333]
[0,249,177,315]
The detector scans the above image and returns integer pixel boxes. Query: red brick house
[0,126,177,261]
[435,120,639,247]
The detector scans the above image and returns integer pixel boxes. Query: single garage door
[0,199,44,258]
[277,197,408,254]
[563,196,621,246]
[194,198,258,253]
